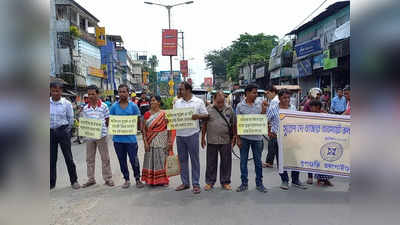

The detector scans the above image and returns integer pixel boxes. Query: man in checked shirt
[50,82,80,190]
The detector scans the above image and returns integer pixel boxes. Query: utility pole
[178,31,186,81]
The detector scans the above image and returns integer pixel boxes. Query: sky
[75,0,343,87]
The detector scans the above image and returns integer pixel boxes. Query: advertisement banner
[279,110,351,177]
[180,60,188,77]
[95,27,106,46]
[108,115,138,135]
[297,58,312,77]
[237,115,268,135]
[165,108,196,130]
[88,66,106,79]
[204,77,213,87]
[294,39,322,59]
[162,29,178,56]
[323,50,338,70]
[79,118,103,139]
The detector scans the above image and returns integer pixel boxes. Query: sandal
[175,184,190,191]
[192,186,201,194]
[204,184,213,191]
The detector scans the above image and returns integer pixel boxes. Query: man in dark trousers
[50,82,80,190]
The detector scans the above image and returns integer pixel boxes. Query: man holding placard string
[81,85,114,188]
[109,84,144,189]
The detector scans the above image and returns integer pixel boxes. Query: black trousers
[205,144,232,185]
[266,137,278,164]
[50,125,78,187]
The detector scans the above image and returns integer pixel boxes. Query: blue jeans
[113,142,141,181]
[239,138,263,186]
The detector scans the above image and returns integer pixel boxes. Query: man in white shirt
[174,82,208,194]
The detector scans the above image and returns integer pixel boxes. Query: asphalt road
[50,135,350,225]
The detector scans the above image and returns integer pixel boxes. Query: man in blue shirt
[330,88,347,114]
[110,84,144,189]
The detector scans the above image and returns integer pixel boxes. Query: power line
[292,0,329,32]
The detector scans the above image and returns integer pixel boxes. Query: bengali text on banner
[237,114,268,135]
[164,108,196,130]
[78,118,103,139]
[278,110,351,177]
[108,115,138,135]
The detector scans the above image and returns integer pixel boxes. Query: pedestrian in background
[263,85,278,168]
[201,91,236,191]
[50,82,80,190]
[267,89,307,190]
[141,96,173,187]
[236,84,268,193]
[81,85,114,188]
[308,99,334,186]
[174,81,208,194]
[330,88,347,114]
[110,84,144,189]
[343,85,351,115]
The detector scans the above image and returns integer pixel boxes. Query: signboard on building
[162,29,178,56]
[95,27,106,46]
[297,58,313,77]
[180,60,188,77]
[323,50,338,70]
[295,39,322,59]
[313,53,324,69]
[88,66,106,79]
[255,66,265,79]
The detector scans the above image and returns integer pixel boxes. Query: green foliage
[70,25,80,38]
[161,97,174,110]
[205,33,279,83]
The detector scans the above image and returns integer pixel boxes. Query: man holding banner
[110,84,144,189]
[174,81,208,194]
[235,84,268,193]
[81,85,114,188]
[267,89,307,190]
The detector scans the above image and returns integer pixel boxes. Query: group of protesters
[50,80,350,194]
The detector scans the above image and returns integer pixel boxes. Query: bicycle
[231,136,269,161]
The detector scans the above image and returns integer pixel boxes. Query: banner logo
[320,142,343,162]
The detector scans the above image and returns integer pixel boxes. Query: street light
[144,1,194,95]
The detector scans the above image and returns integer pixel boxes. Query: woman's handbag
[165,154,180,177]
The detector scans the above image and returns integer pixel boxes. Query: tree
[147,55,159,94]
[205,33,279,83]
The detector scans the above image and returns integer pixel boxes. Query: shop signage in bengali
[297,58,312,77]
[180,60,188,77]
[323,50,338,70]
[295,39,322,58]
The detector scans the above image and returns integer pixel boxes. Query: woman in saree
[141,96,174,186]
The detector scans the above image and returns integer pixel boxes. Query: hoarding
[180,60,188,77]
[162,29,178,56]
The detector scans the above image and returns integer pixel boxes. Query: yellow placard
[165,108,196,130]
[79,118,103,139]
[237,114,268,135]
[108,115,138,135]
[279,110,351,177]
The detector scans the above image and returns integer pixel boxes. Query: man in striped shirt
[81,85,114,188]
[267,89,307,190]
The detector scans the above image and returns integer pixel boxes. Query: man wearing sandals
[201,91,236,191]
[81,85,114,188]
[174,81,208,194]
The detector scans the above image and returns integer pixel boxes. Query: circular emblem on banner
[320,142,343,162]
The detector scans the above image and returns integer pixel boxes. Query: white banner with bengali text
[278,110,351,177]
